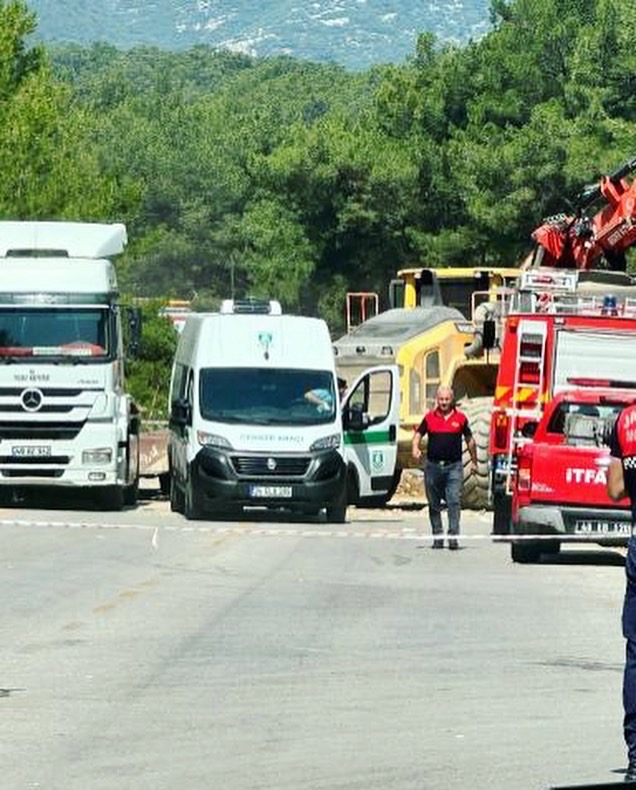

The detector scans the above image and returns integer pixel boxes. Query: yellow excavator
[333,266,520,508]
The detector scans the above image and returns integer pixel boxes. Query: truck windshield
[199,367,337,425]
[0,308,111,360]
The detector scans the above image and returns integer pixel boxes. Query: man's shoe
[448,539,459,551]
[626,761,636,782]
[432,539,444,549]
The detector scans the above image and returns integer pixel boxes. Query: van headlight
[310,433,341,451]
[197,431,232,449]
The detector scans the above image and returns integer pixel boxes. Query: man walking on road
[412,385,477,550]
[607,403,636,782]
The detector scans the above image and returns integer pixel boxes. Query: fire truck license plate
[12,445,52,458]
[249,485,292,498]
[574,519,630,535]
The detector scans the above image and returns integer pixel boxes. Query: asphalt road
[0,490,630,790]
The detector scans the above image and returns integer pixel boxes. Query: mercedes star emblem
[266,457,277,471]
[21,387,44,412]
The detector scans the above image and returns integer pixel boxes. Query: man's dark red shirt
[416,407,472,463]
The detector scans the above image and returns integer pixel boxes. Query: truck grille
[0,456,70,465]
[0,422,82,440]
[231,455,311,477]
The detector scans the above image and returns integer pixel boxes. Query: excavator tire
[459,396,493,511]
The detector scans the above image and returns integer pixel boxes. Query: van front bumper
[191,446,347,509]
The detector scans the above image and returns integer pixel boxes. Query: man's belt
[427,458,461,466]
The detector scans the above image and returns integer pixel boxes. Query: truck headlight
[310,433,341,451]
[82,448,113,465]
[197,431,233,449]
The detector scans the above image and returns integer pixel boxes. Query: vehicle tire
[326,485,347,524]
[459,396,492,511]
[159,472,170,497]
[492,492,512,535]
[170,477,184,513]
[124,476,139,507]
[184,472,203,520]
[97,485,125,512]
[511,541,542,564]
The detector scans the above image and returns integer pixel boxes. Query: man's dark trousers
[424,460,463,536]
[624,538,636,763]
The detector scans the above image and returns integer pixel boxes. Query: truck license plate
[574,519,631,535]
[249,485,292,498]
[12,445,52,458]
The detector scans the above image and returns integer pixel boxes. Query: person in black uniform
[608,403,636,783]
[411,385,477,550]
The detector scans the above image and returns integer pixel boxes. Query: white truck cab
[168,299,399,520]
[0,221,140,509]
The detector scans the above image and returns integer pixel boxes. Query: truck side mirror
[125,307,142,358]
[482,318,496,350]
[170,398,191,427]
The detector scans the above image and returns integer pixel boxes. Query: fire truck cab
[489,267,636,534]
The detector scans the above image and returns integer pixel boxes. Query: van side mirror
[482,318,496,350]
[343,402,368,432]
[170,398,191,427]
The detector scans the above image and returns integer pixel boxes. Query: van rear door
[342,365,400,504]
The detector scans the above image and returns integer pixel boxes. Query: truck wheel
[511,541,542,564]
[492,492,512,535]
[124,477,139,507]
[326,485,347,523]
[459,396,492,511]
[98,485,125,512]
[159,472,170,497]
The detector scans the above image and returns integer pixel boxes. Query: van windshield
[199,367,338,425]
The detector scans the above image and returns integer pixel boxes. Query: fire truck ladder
[505,319,548,494]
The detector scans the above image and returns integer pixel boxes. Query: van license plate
[574,519,630,535]
[12,445,51,457]
[249,485,292,498]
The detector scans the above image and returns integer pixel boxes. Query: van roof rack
[220,298,282,315]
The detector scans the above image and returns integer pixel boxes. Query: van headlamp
[197,431,232,449]
[310,433,341,451]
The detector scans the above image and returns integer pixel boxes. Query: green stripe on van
[344,430,393,445]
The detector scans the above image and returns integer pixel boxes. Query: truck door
[342,365,400,503]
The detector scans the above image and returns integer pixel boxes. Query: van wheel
[184,474,203,520]
[511,541,542,564]
[326,486,347,524]
[170,477,184,513]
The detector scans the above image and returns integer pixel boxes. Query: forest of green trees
[1,0,635,412]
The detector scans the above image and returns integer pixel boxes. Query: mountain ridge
[27,1,492,70]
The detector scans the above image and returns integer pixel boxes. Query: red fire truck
[510,387,633,562]
[489,266,636,533]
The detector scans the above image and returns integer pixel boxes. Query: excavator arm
[531,156,636,271]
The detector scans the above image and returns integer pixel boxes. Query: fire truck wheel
[459,397,492,511]
[511,541,542,564]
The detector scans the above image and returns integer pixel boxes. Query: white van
[168,300,400,520]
